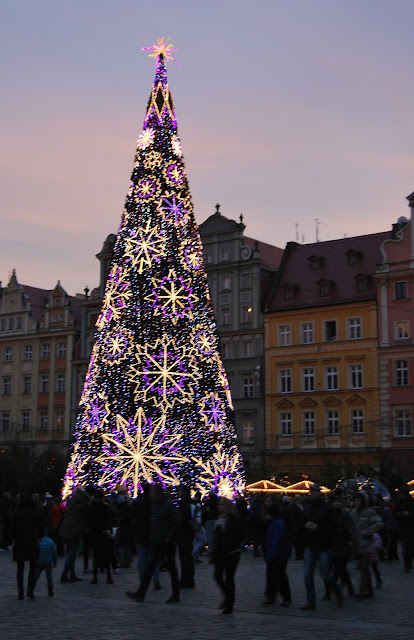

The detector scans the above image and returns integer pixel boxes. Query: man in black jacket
[126,484,180,603]
[301,484,342,610]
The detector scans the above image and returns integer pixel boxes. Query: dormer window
[219,249,229,262]
[318,279,334,297]
[355,274,369,293]
[346,249,362,265]
[308,255,324,271]
[282,283,299,302]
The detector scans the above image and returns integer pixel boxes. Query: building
[375,194,414,480]
[264,229,394,482]
[0,270,81,459]
[199,205,283,478]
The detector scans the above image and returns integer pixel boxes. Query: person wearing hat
[301,483,342,610]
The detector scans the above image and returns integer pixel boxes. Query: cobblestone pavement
[0,547,413,640]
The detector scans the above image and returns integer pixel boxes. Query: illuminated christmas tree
[63,39,245,500]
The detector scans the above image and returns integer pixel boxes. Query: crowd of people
[1,481,413,613]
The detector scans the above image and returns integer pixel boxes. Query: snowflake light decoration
[130,336,201,408]
[192,328,216,356]
[200,392,227,432]
[137,127,155,150]
[81,392,111,433]
[163,162,186,188]
[97,265,132,329]
[182,239,204,270]
[192,442,245,500]
[62,442,91,501]
[124,220,166,274]
[104,329,133,364]
[158,192,189,226]
[146,269,197,324]
[134,178,160,202]
[96,409,188,497]
[144,150,163,170]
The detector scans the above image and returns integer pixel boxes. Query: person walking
[262,502,292,606]
[211,497,244,614]
[11,492,44,600]
[59,487,90,583]
[126,484,179,603]
[301,483,342,610]
[34,530,58,597]
[350,491,383,599]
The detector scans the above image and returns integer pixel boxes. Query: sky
[1,0,414,295]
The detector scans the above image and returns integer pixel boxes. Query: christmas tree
[63,39,245,500]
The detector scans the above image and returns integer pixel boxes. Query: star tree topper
[142,37,181,65]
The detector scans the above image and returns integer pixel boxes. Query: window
[221,307,231,325]
[351,409,364,434]
[56,374,66,392]
[222,342,231,359]
[22,411,30,431]
[24,344,32,360]
[301,322,314,344]
[283,286,294,301]
[2,377,11,395]
[220,275,231,290]
[23,376,31,394]
[279,369,292,394]
[319,282,330,297]
[57,341,67,358]
[278,324,291,346]
[325,366,338,391]
[41,343,50,359]
[394,409,412,437]
[394,360,409,386]
[280,412,292,436]
[303,412,315,435]
[56,410,64,430]
[324,320,337,342]
[242,417,254,443]
[240,291,251,303]
[2,412,10,432]
[219,249,229,262]
[39,411,48,431]
[243,341,252,357]
[16,318,22,329]
[243,376,254,398]
[204,252,212,265]
[326,410,339,435]
[8,318,14,330]
[356,278,368,293]
[302,368,315,392]
[241,305,252,323]
[0,319,5,331]
[395,321,409,340]
[4,347,12,362]
[241,273,251,289]
[348,317,362,340]
[395,281,408,300]
[40,375,49,393]
[50,314,56,323]
[349,364,363,389]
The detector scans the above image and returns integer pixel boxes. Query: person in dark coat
[176,485,195,588]
[395,486,414,573]
[59,487,90,583]
[88,490,114,584]
[262,503,292,606]
[212,497,244,614]
[130,483,162,589]
[11,492,44,599]
[127,484,179,603]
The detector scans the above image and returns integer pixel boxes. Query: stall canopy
[246,480,286,493]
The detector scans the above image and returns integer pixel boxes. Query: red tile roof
[266,231,392,312]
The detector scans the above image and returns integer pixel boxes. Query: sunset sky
[2,0,414,295]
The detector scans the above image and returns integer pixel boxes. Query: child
[370,532,383,588]
[35,532,58,596]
